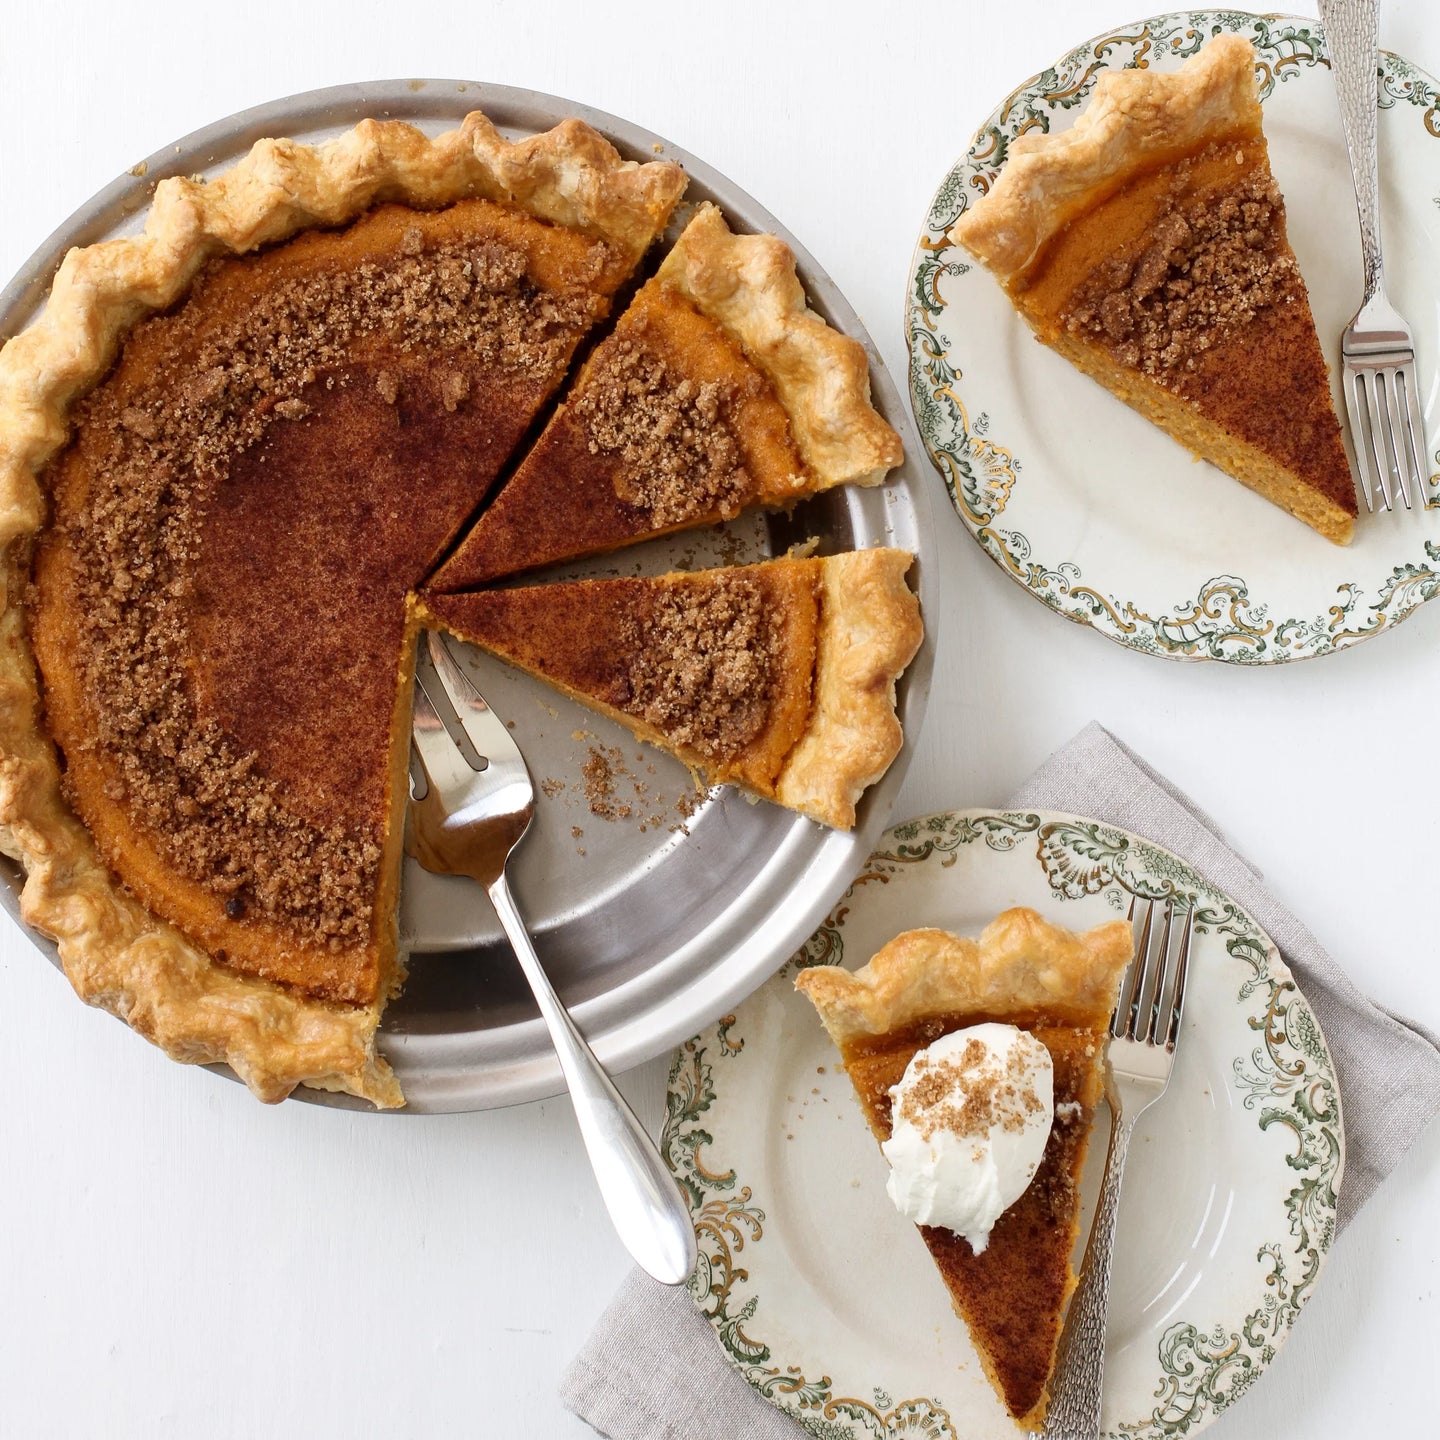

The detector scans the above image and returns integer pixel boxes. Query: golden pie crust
[797,909,1132,1428]
[0,112,685,1106]
[951,37,1263,281]
[657,202,903,485]
[798,908,1133,1042]
[431,202,905,588]
[950,35,1354,544]
[420,547,922,830]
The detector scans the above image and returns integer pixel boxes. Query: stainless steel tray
[0,79,936,1112]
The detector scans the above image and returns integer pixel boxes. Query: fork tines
[1344,335,1430,514]
[1114,898,1195,1051]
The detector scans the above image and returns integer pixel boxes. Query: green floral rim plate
[906,10,1440,664]
[664,809,1344,1439]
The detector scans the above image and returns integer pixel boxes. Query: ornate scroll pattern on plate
[664,811,1342,1440]
[907,10,1440,664]
[1379,48,1440,136]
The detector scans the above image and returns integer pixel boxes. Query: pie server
[408,629,697,1285]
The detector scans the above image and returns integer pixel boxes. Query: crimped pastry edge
[775,549,922,829]
[949,34,1261,280]
[0,111,686,1106]
[656,202,903,489]
[795,907,1134,1049]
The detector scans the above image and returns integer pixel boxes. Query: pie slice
[795,909,1133,1429]
[429,203,904,589]
[3,112,685,1105]
[949,35,1355,543]
[418,548,922,828]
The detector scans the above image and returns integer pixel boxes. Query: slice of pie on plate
[418,548,922,829]
[2,112,685,1106]
[795,908,1132,1429]
[429,203,904,589]
[949,34,1355,543]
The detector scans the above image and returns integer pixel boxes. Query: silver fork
[1321,0,1431,513]
[1040,898,1196,1439]
[409,629,697,1286]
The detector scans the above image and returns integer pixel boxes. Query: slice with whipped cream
[796,908,1132,1431]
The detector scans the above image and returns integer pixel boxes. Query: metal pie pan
[0,79,937,1112]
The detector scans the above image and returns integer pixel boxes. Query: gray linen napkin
[560,722,1440,1440]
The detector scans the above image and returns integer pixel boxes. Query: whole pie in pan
[0,110,919,1107]
[950,35,1355,543]
[796,909,1132,1430]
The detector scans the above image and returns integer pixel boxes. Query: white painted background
[1,1,1436,1436]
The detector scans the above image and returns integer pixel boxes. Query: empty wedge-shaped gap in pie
[430,203,905,589]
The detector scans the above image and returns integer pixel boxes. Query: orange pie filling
[434,276,809,588]
[31,199,627,1008]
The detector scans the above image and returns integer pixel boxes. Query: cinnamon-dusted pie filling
[950,35,1354,543]
[797,911,1133,1430]
[34,200,631,1009]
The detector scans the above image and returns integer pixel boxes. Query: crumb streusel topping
[571,314,756,527]
[895,1035,1048,1144]
[621,573,780,762]
[51,222,604,953]
[1062,142,1300,381]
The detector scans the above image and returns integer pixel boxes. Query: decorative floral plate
[664,809,1344,1439]
[907,10,1440,663]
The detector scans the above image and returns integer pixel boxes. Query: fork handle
[1041,1104,1136,1438]
[1320,0,1383,304]
[487,870,698,1286]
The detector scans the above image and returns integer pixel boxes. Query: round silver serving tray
[0,80,936,1112]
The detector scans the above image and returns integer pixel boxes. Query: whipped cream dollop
[881,1022,1054,1253]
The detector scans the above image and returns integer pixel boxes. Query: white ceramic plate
[907,10,1440,663]
[664,809,1344,1439]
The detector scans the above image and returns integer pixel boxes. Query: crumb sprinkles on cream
[881,1022,1054,1252]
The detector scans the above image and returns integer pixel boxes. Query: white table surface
[2,1,1437,1435]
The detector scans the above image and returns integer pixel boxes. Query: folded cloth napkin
[561,722,1440,1440]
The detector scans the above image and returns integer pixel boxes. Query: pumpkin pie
[2,112,685,1106]
[1,106,920,1110]
[950,35,1355,543]
[796,909,1133,1429]
[430,203,904,588]
[418,548,921,829]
